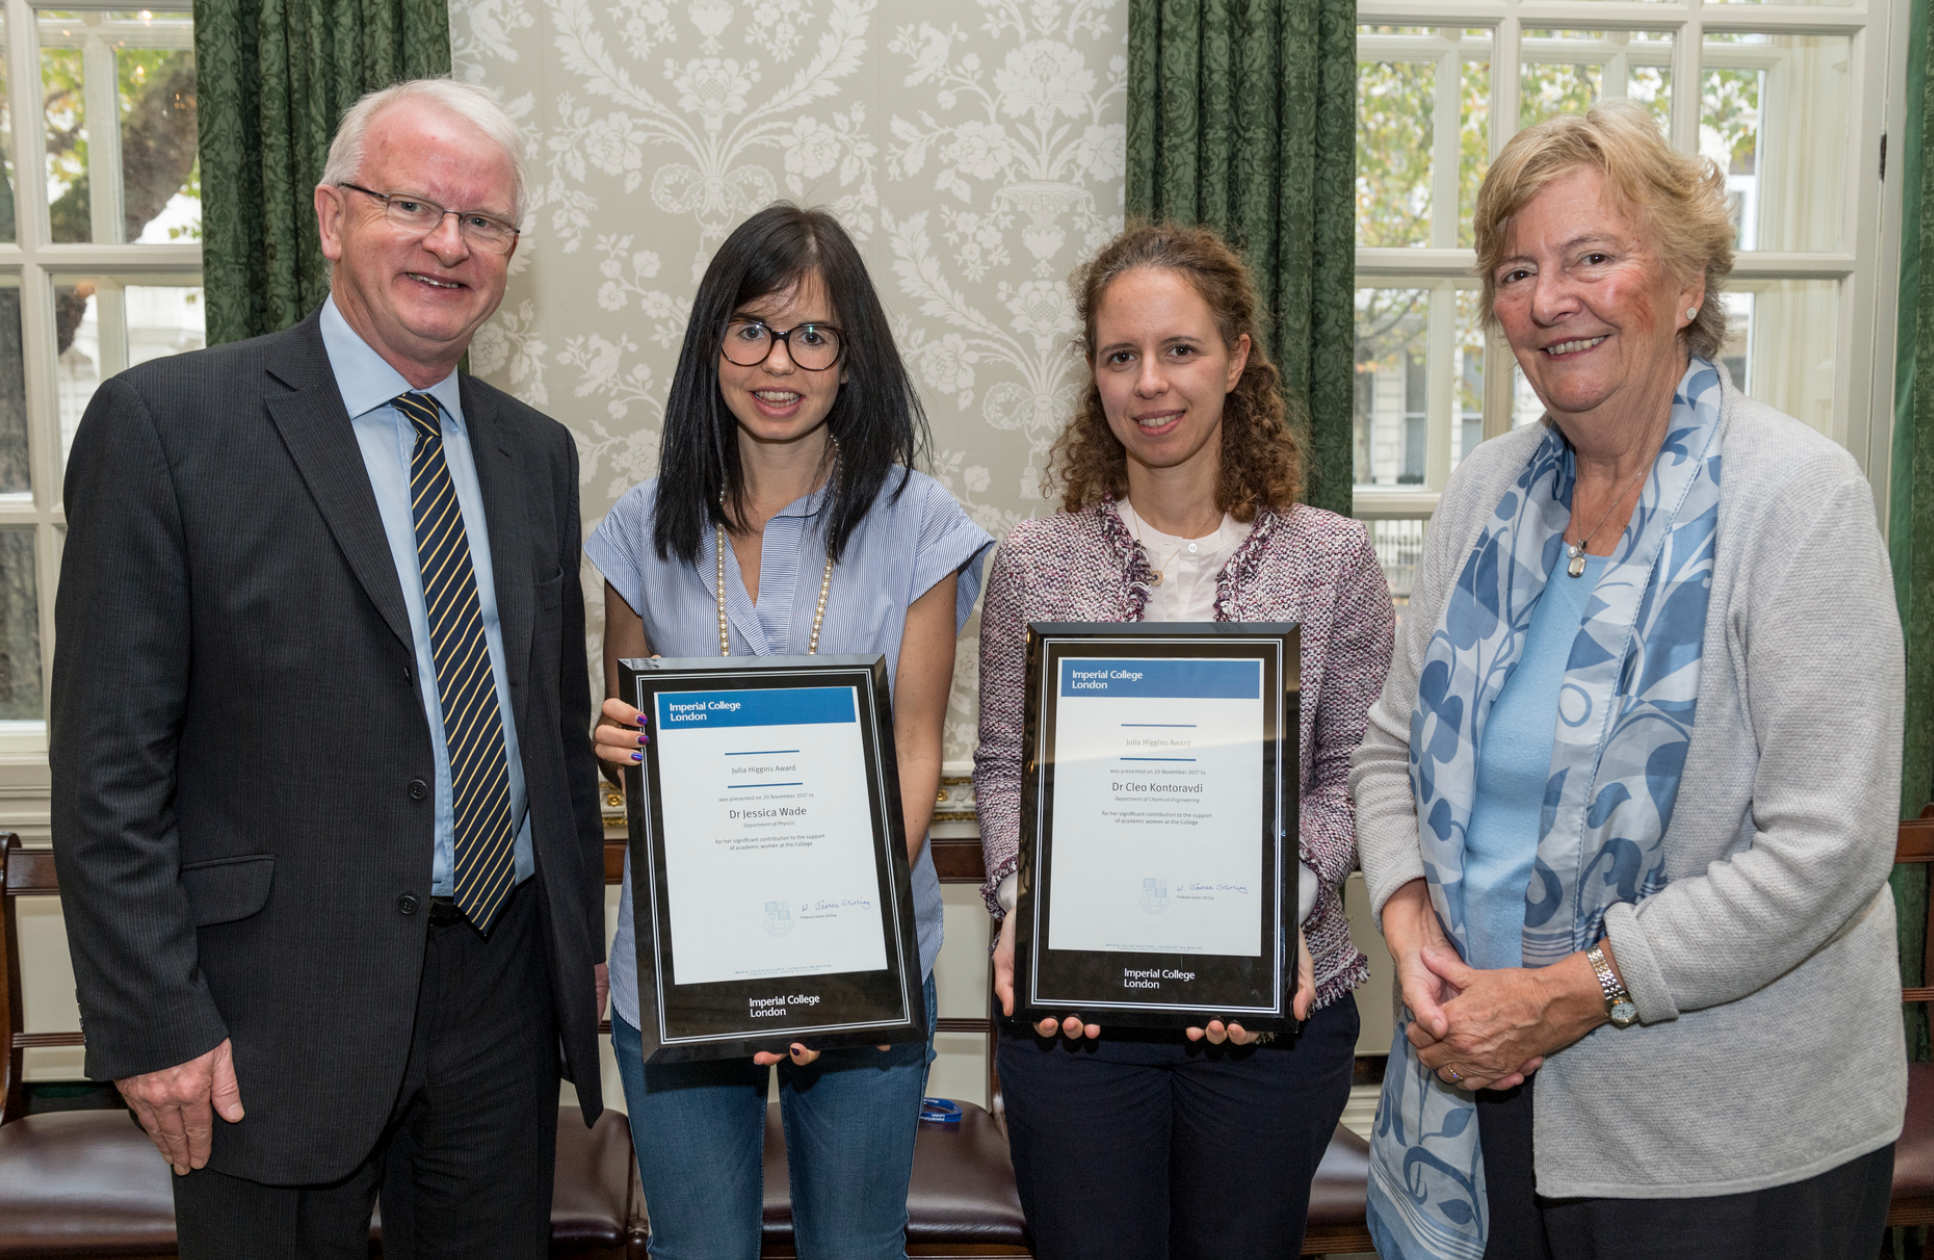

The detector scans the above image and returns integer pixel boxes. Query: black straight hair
[652,203,928,566]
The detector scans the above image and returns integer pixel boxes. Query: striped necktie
[396,391,516,933]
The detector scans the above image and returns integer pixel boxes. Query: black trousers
[173,878,559,1260]
[1477,1075,1893,1260]
[996,993,1358,1260]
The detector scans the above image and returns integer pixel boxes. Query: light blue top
[1458,553,1607,971]
[587,469,993,1026]
[321,296,534,896]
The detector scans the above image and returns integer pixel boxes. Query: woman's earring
[1685,306,1699,320]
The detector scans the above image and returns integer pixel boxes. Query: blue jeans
[612,975,937,1260]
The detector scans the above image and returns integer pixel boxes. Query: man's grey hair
[319,78,525,223]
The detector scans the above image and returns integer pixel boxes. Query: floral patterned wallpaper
[450,0,1129,764]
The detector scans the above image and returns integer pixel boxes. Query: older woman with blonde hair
[1352,100,1905,1259]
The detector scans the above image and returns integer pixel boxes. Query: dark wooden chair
[1888,806,1934,1256]
[0,832,639,1259]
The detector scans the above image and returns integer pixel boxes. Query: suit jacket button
[397,893,420,916]
[407,778,428,800]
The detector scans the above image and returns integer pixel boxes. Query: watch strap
[1587,944,1635,1025]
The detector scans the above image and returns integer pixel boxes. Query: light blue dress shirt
[1459,553,1607,971]
[320,297,534,896]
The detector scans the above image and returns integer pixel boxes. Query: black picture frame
[620,654,927,1063]
[1013,622,1301,1034]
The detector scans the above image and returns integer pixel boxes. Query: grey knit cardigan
[1351,372,1907,1198]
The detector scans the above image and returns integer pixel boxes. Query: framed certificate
[1013,623,1301,1033]
[619,655,927,1063]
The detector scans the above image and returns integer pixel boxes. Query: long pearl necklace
[715,448,836,656]
[715,528,833,655]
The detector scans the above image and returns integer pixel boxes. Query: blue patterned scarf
[1366,358,1725,1259]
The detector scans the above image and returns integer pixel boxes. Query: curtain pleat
[195,0,451,345]
[1125,0,1357,518]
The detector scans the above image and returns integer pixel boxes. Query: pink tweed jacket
[973,499,1394,1007]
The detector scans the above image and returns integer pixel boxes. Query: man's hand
[116,1038,244,1174]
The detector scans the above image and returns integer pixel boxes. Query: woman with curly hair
[971,222,1395,1258]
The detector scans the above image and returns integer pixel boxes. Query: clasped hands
[1382,879,1603,1092]
[990,909,1316,1047]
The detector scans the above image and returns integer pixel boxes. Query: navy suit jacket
[49,312,605,1182]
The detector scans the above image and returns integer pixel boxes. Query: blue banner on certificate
[620,656,926,1062]
[1015,624,1301,1033]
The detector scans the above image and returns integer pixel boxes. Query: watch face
[1610,999,1638,1028]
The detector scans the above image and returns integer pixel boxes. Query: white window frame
[0,0,200,836]
[1353,0,1909,535]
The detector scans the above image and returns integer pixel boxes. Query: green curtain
[194,0,452,345]
[1125,0,1357,519]
[1892,0,1933,1061]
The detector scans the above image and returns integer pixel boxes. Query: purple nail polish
[637,732,649,744]
[630,751,642,762]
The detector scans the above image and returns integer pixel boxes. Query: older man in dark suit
[48,78,605,1257]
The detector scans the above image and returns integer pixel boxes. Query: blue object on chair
[919,1097,963,1125]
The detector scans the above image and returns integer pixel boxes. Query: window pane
[1367,518,1428,610]
[43,45,89,244]
[1452,289,1486,473]
[1458,39,1490,248]
[1511,363,1546,429]
[0,528,43,720]
[120,32,199,244]
[1358,27,1491,249]
[1702,33,1851,251]
[0,280,26,498]
[0,16,14,247]
[1358,51,1436,248]
[39,11,197,245]
[1719,281,1840,434]
[1521,29,1673,132]
[1355,287,1429,486]
[55,281,205,472]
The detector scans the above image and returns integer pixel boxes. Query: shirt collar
[769,476,834,521]
[319,295,466,425]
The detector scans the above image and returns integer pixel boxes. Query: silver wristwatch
[1587,944,1637,1028]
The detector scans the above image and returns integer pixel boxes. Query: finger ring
[1446,1067,1463,1082]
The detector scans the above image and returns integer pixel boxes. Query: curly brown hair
[1047,222,1305,520]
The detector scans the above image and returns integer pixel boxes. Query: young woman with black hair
[588,204,992,1259]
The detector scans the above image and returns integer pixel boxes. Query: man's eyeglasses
[720,318,844,371]
[337,183,521,254]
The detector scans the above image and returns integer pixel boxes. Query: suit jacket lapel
[264,316,413,653]
[462,378,535,735]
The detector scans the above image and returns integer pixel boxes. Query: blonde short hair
[1474,100,1734,359]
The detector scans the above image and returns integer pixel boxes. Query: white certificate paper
[653,685,889,985]
[1046,657,1265,957]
